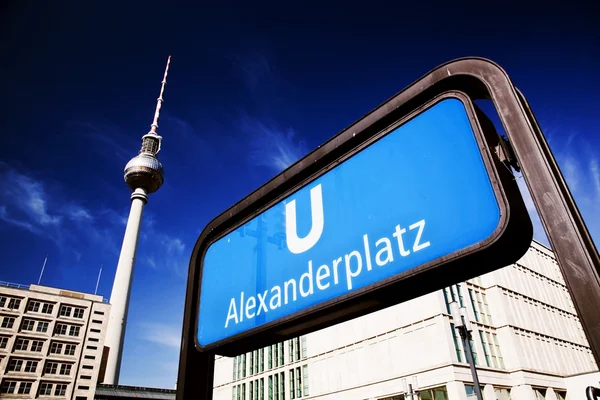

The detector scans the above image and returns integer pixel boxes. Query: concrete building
[0,282,111,399]
[211,241,600,400]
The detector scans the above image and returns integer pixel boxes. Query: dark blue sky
[1,0,598,388]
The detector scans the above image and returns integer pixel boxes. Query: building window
[82,365,93,369]
[84,355,95,360]
[74,308,85,318]
[18,382,32,394]
[465,385,484,399]
[92,319,102,324]
[90,328,101,333]
[450,323,463,362]
[31,340,44,352]
[479,330,505,369]
[28,301,41,312]
[469,337,479,366]
[15,338,30,351]
[250,351,254,375]
[1,381,17,394]
[39,382,53,396]
[8,358,23,372]
[89,337,99,342]
[0,335,8,348]
[302,365,309,396]
[50,342,64,354]
[24,360,38,373]
[289,369,295,399]
[233,356,238,380]
[7,298,21,310]
[60,364,72,375]
[1,316,15,329]
[469,289,493,325]
[80,375,92,380]
[279,343,284,366]
[56,384,68,395]
[60,306,72,317]
[94,310,105,315]
[21,319,35,331]
[0,297,5,308]
[45,361,59,374]
[534,388,545,400]
[69,325,80,337]
[42,303,54,314]
[555,391,566,400]
[55,323,68,335]
[260,348,264,372]
[273,374,279,400]
[65,344,77,355]
[37,321,49,333]
[301,336,307,359]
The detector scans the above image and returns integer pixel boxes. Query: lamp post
[450,301,483,400]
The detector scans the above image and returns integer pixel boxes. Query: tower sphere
[123,153,164,194]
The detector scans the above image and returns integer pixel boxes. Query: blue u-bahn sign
[193,94,532,352]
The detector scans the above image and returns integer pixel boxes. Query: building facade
[211,241,600,400]
[0,283,111,400]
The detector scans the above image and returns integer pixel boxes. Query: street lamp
[449,301,483,400]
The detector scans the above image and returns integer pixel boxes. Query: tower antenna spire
[149,55,171,136]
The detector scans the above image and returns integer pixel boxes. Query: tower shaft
[104,188,147,384]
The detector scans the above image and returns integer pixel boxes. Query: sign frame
[176,57,600,400]
[192,91,531,354]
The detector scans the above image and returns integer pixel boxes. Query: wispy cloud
[516,129,600,247]
[240,116,309,172]
[139,322,181,349]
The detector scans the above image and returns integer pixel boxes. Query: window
[45,361,59,374]
[15,338,30,351]
[260,378,265,400]
[301,336,307,359]
[260,348,264,372]
[69,325,80,337]
[50,342,64,354]
[233,355,238,380]
[74,308,85,318]
[534,389,545,400]
[94,310,105,315]
[250,351,254,375]
[31,340,44,352]
[268,346,272,369]
[8,358,23,371]
[65,344,77,355]
[28,301,41,312]
[1,381,17,394]
[60,363,72,375]
[465,385,483,399]
[0,335,8,348]
[88,337,99,342]
[92,319,102,324]
[90,328,101,333]
[289,369,295,399]
[274,374,279,400]
[469,337,479,365]
[84,355,95,360]
[80,375,92,380]
[0,297,5,308]
[450,323,463,362]
[469,289,493,325]
[18,382,32,394]
[60,305,72,317]
[55,383,68,395]
[42,303,54,314]
[39,382,53,395]
[242,353,246,378]
[279,372,285,400]
[21,319,35,331]
[55,323,68,335]
[7,298,21,310]
[1,316,15,329]
[78,385,90,390]
[279,343,284,365]
[82,365,93,369]
[86,345,97,350]
[24,360,38,372]
[37,321,49,333]
[302,365,309,396]
[479,330,505,369]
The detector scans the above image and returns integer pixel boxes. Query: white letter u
[285,184,324,254]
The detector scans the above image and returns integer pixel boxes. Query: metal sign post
[176,58,600,400]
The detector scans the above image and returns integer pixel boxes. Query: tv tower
[103,56,171,384]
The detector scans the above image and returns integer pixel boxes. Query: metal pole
[458,319,483,400]
[37,256,48,285]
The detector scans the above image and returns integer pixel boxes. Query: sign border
[191,90,530,354]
